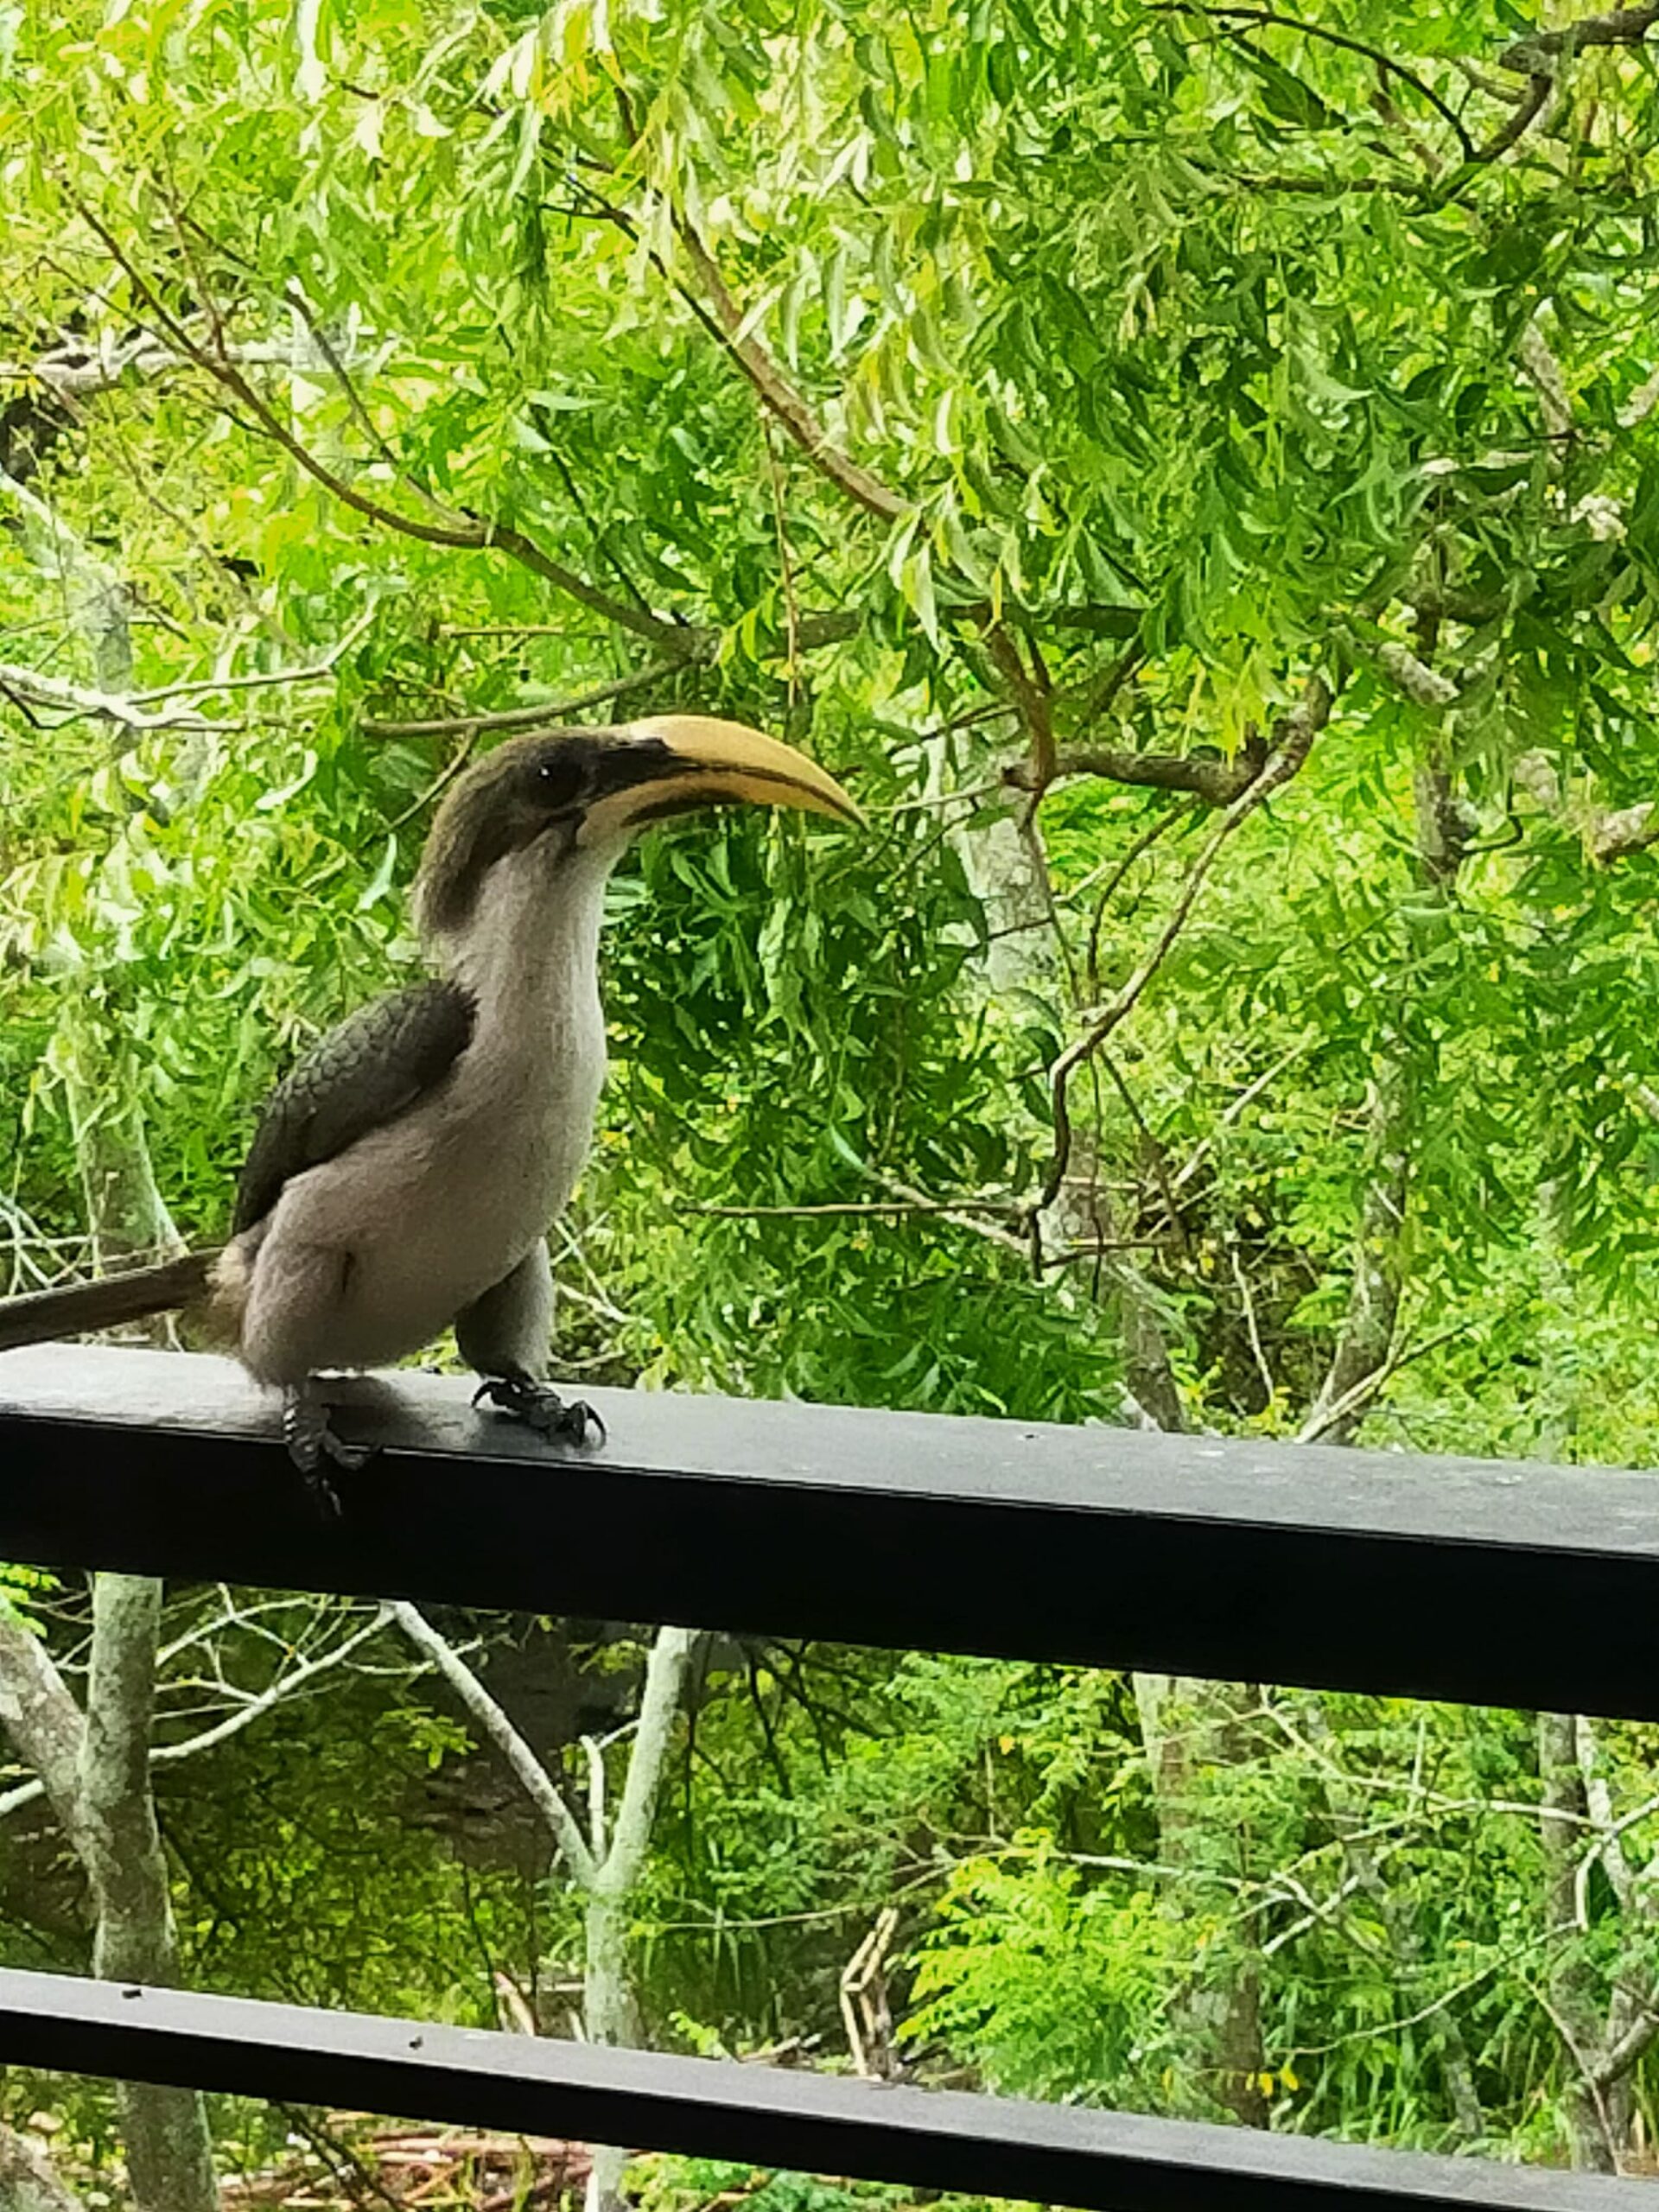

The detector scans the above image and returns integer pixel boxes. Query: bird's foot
[473,1373,606,1447]
[282,1389,374,1519]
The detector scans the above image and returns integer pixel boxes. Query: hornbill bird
[0,715,862,1488]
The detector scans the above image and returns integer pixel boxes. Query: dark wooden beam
[4,1344,1659,1715]
[0,1967,1632,2212]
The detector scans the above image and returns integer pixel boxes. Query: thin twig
[1151,2,1476,158]
[388,1599,598,1889]
[1037,675,1333,1216]
[282,279,458,526]
[763,422,803,710]
[1167,1038,1316,1197]
[125,605,378,706]
[76,199,697,654]
[1295,1311,1486,1446]
[1084,804,1190,1003]
[360,664,673,740]
[689,1198,1019,1220]
[0,661,223,734]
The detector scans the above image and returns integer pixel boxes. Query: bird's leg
[282,1380,373,1517]
[458,1249,605,1446]
[473,1367,606,1446]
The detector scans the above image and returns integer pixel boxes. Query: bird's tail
[0,1250,220,1353]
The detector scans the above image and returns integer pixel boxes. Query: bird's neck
[437,843,613,1052]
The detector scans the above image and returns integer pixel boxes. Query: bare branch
[0,606,374,736]
[360,665,674,740]
[73,201,699,657]
[0,661,222,734]
[126,606,378,706]
[1502,5,1659,73]
[0,333,290,397]
[388,1599,598,1890]
[1376,641,1459,708]
[0,1606,395,1821]
[1037,674,1334,1215]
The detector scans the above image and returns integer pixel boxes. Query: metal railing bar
[0,1967,1637,2212]
[5,1344,1659,1717]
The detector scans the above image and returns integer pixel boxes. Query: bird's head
[414,715,864,940]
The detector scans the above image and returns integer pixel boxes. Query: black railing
[3,1338,1657,2212]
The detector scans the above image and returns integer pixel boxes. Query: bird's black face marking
[521,734,682,821]
[588,735,681,803]
[417,728,714,937]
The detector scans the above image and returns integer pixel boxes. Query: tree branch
[74,201,698,657]
[0,1611,90,1853]
[388,1600,598,1890]
[1152,3,1476,158]
[0,661,222,734]
[671,222,907,525]
[1475,72,1554,161]
[360,665,674,740]
[1016,735,1268,806]
[1037,674,1334,1215]
[1502,5,1659,73]
[0,1606,395,1821]
[595,1628,702,1900]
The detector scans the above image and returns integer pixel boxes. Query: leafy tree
[11,0,1659,2190]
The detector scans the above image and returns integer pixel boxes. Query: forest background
[6,0,1659,2202]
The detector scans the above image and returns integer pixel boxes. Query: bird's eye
[534,753,584,810]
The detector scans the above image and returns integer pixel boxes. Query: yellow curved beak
[603,715,865,832]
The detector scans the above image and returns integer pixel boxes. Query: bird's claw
[283,1394,374,1518]
[473,1375,606,1447]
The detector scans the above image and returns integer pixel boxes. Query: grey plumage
[0,714,863,1473]
[232,982,477,1235]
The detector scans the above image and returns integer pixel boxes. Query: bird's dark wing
[232,982,477,1234]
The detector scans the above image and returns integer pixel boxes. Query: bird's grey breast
[251,994,607,1371]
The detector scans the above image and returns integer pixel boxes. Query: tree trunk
[79,1577,219,2212]
[391,1607,701,2212]
[66,1066,184,1274]
[1307,763,1464,1443]
[582,1884,639,2212]
[0,1585,219,2212]
[1132,1674,1269,2126]
[1303,1059,1408,1442]
[1536,1710,1624,2171]
[582,1625,701,2212]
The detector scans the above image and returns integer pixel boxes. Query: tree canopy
[9,0,1659,2195]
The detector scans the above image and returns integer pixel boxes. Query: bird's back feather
[232,982,477,1234]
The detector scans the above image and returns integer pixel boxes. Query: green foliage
[11,0,1659,2187]
[902,1850,1187,2106]
[635,2157,1023,2212]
